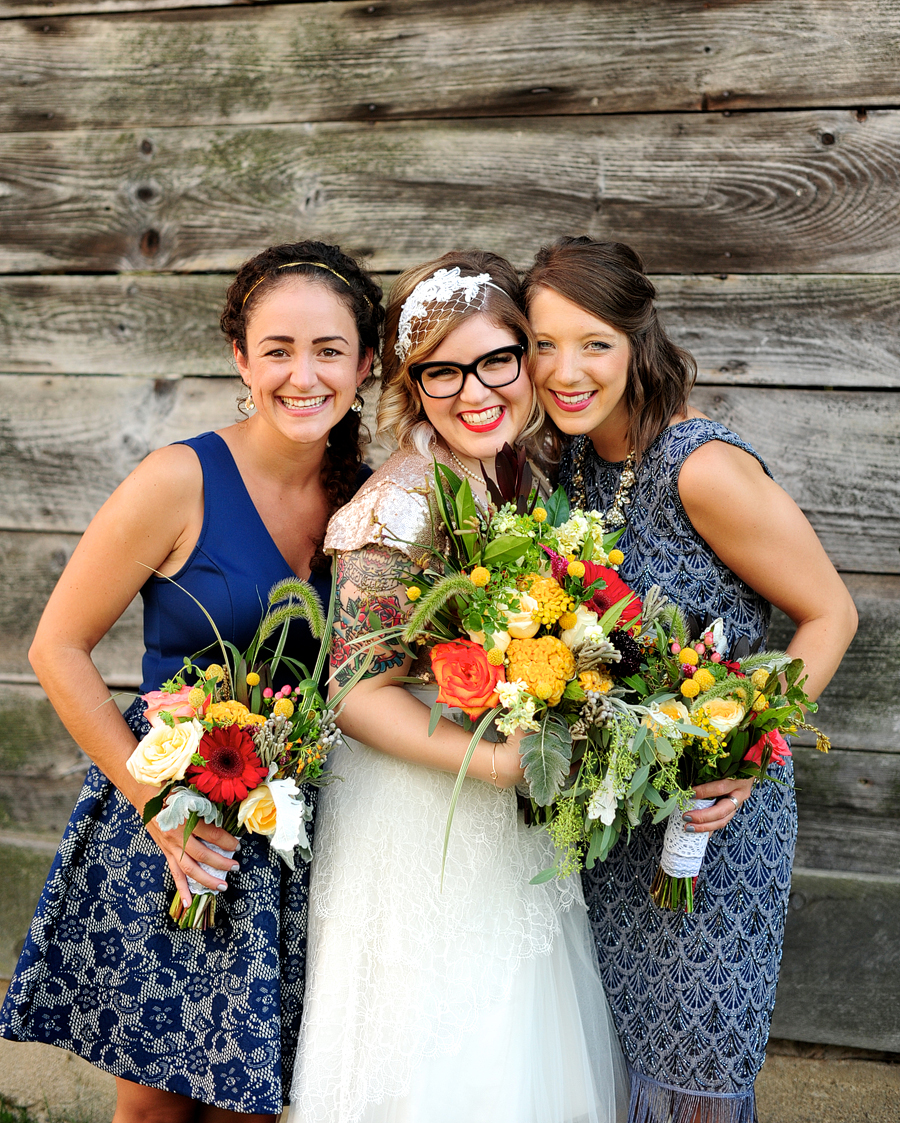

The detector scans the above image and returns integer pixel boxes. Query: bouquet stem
[650,797,715,913]
[169,890,217,930]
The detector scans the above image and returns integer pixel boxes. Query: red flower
[744,730,792,769]
[431,639,505,719]
[187,725,268,804]
[542,545,642,628]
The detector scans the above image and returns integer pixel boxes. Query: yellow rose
[560,605,600,648]
[237,783,278,836]
[501,591,541,639]
[126,719,203,786]
[656,700,691,724]
[695,697,745,734]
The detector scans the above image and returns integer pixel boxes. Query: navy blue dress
[0,432,360,1114]
[560,420,798,1123]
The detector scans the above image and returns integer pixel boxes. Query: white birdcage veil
[394,268,506,363]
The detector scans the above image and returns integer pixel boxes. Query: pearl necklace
[447,448,486,488]
[569,437,636,527]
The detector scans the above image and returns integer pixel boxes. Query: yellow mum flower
[520,574,573,626]
[207,700,251,726]
[469,567,491,588]
[567,560,586,579]
[607,548,625,566]
[273,698,295,718]
[753,692,769,712]
[245,672,261,687]
[486,648,505,666]
[692,668,716,692]
[205,663,226,682]
[532,507,547,523]
[507,636,576,707]
[406,586,421,601]
[188,687,206,708]
[243,713,267,727]
[679,648,699,667]
[751,668,769,689]
[680,678,701,699]
[579,670,614,695]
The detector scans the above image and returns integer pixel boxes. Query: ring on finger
[726,795,740,813]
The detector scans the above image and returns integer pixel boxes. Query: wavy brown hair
[523,237,696,461]
[378,250,541,456]
[220,240,385,572]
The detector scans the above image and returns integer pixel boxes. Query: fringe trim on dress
[628,1068,757,1123]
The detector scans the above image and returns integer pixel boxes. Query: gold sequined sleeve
[324,449,447,569]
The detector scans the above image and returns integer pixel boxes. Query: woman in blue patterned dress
[523,237,857,1123]
[0,242,383,1121]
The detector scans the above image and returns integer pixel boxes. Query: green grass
[0,1096,36,1123]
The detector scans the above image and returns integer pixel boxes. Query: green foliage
[543,487,571,527]
[519,713,573,806]
[403,574,474,642]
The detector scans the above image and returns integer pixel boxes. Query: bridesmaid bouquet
[126,574,371,929]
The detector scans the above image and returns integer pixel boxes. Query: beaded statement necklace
[568,437,637,528]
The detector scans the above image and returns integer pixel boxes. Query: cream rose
[126,718,203,786]
[695,697,745,734]
[560,605,599,648]
[501,591,541,639]
[467,628,512,653]
[237,783,278,836]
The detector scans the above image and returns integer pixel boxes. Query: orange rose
[430,639,505,719]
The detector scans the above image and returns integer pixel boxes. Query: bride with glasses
[288,251,628,1123]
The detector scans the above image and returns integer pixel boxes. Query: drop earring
[244,389,255,412]
[351,394,363,414]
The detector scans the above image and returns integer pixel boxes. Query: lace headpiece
[394,267,505,363]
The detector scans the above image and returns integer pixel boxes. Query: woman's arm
[676,439,858,831]
[329,544,525,787]
[29,444,240,901]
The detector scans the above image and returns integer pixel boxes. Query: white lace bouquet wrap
[659,797,716,879]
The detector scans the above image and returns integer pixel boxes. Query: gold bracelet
[490,746,498,786]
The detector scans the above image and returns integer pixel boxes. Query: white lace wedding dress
[287,450,628,1123]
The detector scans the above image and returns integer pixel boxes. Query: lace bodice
[559,419,773,652]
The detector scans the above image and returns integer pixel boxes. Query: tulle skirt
[288,704,628,1123]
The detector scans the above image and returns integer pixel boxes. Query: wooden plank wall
[0,0,898,1049]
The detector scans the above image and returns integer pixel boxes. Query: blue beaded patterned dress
[0,432,359,1115]
[559,420,797,1123]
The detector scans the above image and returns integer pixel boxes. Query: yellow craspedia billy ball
[566,560,586,579]
[753,692,769,712]
[532,507,547,523]
[246,672,261,687]
[692,668,716,692]
[273,698,295,718]
[608,548,625,566]
[751,668,769,689]
[679,648,700,667]
[205,663,226,682]
[486,648,506,666]
[469,567,491,588]
[188,687,206,708]
[406,586,421,601]
[558,611,578,631]
[680,678,701,698]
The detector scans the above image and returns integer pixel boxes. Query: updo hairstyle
[378,250,541,457]
[523,237,696,459]
[221,240,386,572]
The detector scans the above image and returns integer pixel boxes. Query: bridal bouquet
[127,574,369,929]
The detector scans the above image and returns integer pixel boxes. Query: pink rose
[744,730,792,769]
[141,685,200,728]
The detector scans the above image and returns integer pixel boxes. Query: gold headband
[241,261,373,310]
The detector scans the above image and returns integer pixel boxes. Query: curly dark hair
[220,241,385,572]
[523,236,697,462]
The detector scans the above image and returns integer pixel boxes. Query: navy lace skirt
[0,700,312,1114]
[582,763,797,1123]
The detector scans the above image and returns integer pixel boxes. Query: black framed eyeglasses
[409,344,525,399]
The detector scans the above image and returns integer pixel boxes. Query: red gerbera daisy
[542,545,642,628]
[186,725,268,804]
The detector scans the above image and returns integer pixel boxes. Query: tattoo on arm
[331,546,412,687]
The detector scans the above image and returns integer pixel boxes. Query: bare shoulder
[125,442,203,500]
[678,438,770,508]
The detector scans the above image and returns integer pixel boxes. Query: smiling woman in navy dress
[0,242,383,1122]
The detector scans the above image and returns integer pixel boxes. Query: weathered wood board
[3,1,899,130]
[2,376,894,571]
[771,870,900,1052]
[2,110,899,274]
[3,273,900,387]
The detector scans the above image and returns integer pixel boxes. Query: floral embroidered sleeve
[330,545,414,688]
